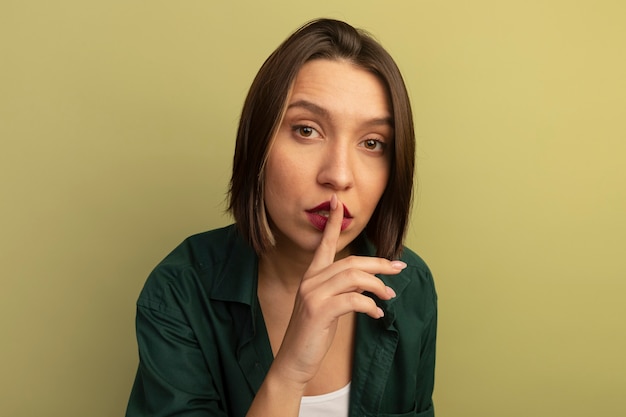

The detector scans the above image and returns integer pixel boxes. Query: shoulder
[153,225,242,273]
[394,245,438,313]
[137,225,253,313]
[399,246,432,278]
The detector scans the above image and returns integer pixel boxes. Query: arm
[415,308,437,415]
[126,303,226,417]
[415,269,437,415]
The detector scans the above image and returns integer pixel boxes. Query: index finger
[307,193,344,273]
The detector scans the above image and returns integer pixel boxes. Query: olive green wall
[2,1,625,416]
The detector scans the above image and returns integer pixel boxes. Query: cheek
[264,152,308,198]
[367,180,389,213]
[358,162,390,201]
[266,146,312,186]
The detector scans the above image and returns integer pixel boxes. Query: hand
[272,193,407,387]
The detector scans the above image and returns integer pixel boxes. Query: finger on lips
[310,193,344,271]
[305,193,402,319]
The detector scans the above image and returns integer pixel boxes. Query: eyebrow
[286,99,394,128]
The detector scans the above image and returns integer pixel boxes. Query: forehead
[287,59,391,120]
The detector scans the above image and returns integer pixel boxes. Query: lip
[305,201,353,232]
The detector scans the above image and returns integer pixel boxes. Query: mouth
[305,201,353,231]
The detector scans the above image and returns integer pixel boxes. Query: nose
[316,140,354,191]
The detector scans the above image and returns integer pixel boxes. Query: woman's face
[263,59,393,257]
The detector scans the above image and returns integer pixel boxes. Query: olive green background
[2,1,625,416]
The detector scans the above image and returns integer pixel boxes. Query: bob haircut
[228,18,415,260]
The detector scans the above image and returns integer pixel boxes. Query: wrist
[265,358,309,396]
[247,365,306,417]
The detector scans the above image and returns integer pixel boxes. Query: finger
[321,255,407,278]
[310,268,397,301]
[324,292,386,320]
[308,193,344,272]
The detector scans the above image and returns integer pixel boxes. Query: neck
[258,238,353,293]
[258,246,313,294]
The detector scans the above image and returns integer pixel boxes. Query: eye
[292,125,320,139]
[361,138,386,152]
[300,126,314,137]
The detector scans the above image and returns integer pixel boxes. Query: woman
[126,18,437,417]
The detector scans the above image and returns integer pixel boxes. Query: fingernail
[330,194,338,210]
[377,307,385,318]
[386,286,396,298]
[391,261,407,270]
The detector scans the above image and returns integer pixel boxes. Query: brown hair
[228,18,415,259]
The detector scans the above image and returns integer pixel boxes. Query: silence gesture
[271,193,407,389]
